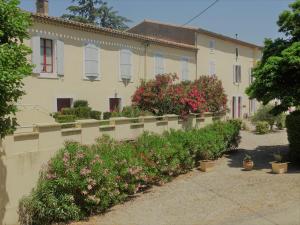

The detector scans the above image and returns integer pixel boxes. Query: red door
[57,98,71,112]
[109,98,121,112]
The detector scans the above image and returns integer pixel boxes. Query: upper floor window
[84,43,99,78]
[40,38,53,73]
[209,40,215,53]
[249,67,254,84]
[155,53,164,75]
[233,64,241,83]
[181,57,189,81]
[120,49,132,80]
[32,36,64,77]
[209,61,216,76]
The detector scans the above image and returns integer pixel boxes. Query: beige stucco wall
[17,22,196,126]
[196,33,261,118]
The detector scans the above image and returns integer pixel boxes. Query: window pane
[85,60,98,75]
[121,51,131,65]
[45,39,52,48]
[45,65,53,73]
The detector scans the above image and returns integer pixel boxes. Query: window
[181,57,189,81]
[84,43,99,78]
[250,99,256,115]
[209,40,215,53]
[57,98,72,112]
[155,53,164,75]
[249,68,254,84]
[232,96,242,118]
[209,61,216,76]
[233,65,241,83]
[109,98,121,112]
[120,49,132,80]
[40,38,53,73]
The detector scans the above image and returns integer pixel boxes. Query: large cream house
[128,20,262,119]
[18,2,262,126]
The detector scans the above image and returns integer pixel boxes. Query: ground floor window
[249,99,256,115]
[109,98,121,112]
[57,98,72,112]
[232,96,242,119]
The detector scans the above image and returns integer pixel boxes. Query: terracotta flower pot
[271,162,288,174]
[199,160,215,172]
[243,160,254,171]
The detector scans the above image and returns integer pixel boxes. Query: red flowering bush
[132,74,226,117]
[194,76,227,113]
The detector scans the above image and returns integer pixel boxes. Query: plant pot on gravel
[243,154,254,171]
[199,160,215,172]
[270,153,289,174]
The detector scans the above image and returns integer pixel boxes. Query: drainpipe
[195,32,198,80]
[143,41,150,80]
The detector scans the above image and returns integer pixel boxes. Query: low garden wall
[0,112,223,225]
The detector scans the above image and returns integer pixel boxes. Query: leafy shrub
[132,74,207,118]
[54,115,76,123]
[90,110,102,120]
[193,76,227,113]
[19,121,241,225]
[255,121,269,134]
[286,110,300,162]
[61,107,76,115]
[73,100,88,108]
[251,104,285,130]
[75,107,92,119]
[276,113,286,130]
[121,106,142,118]
[103,112,112,120]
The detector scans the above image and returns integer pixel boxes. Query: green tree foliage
[62,0,131,30]
[0,0,33,138]
[246,0,300,114]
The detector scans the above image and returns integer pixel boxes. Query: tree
[0,0,33,138]
[246,0,300,115]
[62,0,131,30]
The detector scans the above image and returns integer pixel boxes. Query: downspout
[143,41,150,80]
[195,32,198,80]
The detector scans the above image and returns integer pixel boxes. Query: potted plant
[199,152,215,172]
[270,153,289,174]
[199,160,215,172]
[243,154,254,171]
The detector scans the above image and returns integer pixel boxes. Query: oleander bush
[255,121,270,134]
[286,110,300,162]
[19,120,241,225]
[132,74,227,118]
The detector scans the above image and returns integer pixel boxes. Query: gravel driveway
[71,130,300,225]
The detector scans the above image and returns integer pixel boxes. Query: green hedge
[19,120,241,225]
[256,121,270,134]
[286,110,300,162]
[53,114,76,123]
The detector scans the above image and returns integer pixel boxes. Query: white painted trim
[154,52,165,76]
[119,48,133,82]
[82,42,101,81]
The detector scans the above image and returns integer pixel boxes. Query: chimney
[36,0,49,15]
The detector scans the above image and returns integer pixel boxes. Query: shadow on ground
[225,145,300,173]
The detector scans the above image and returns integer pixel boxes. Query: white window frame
[232,95,243,119]
[119,49,133,82]
[209,39,216,53]
[209,60,216,76]
[181,56,189,81]
[33,36,58,79]
[233,64,242,84]
[83,42,100,80]
[154,52,164,76]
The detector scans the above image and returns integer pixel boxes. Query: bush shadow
[225,145,300,173]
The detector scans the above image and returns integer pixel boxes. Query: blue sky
[20,0,294,46]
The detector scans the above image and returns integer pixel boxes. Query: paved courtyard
[71,130,300,225]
